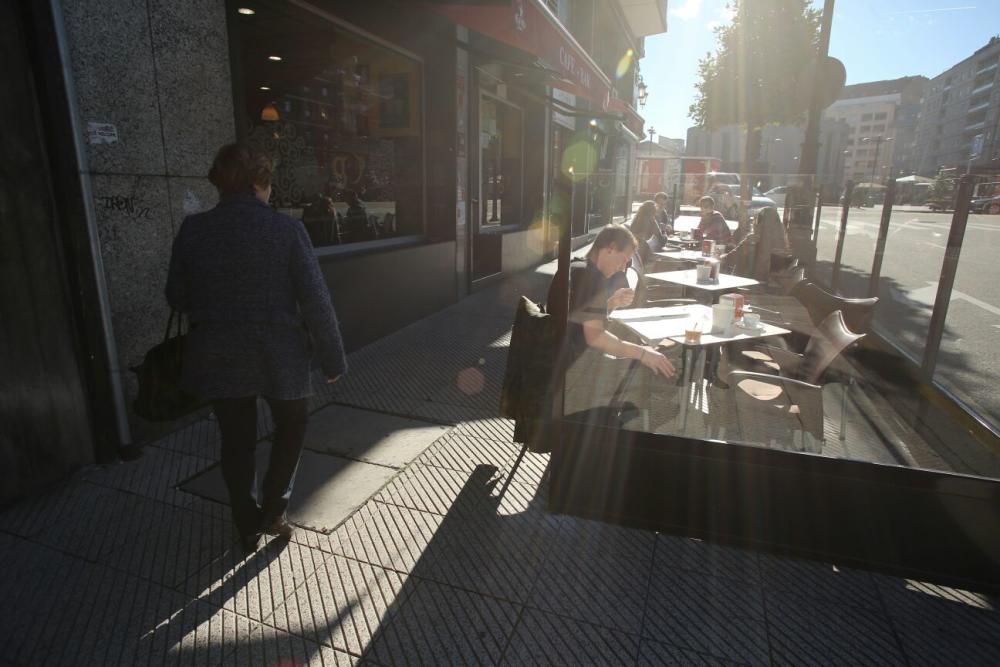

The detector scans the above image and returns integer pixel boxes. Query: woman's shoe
[240,532,262,555]
[261,515,294,539]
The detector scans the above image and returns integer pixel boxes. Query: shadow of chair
[723,310,865,453]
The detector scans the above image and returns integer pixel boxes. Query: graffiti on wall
[99,195,151,220]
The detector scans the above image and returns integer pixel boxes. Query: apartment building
[824,76,929,185]
[914,36,1000,176]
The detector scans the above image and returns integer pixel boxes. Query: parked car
[970,195,1000,214]
[763,186,787,207]
[747,190,777,219]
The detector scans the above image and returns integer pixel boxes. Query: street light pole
[864,135,892,185]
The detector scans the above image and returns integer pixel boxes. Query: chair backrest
[790,281,879,334]
[798,310,865,384]
[625,266,640,290]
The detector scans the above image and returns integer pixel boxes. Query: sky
[640,0,1000,141]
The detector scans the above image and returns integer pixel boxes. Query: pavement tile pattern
[2,265,999,665]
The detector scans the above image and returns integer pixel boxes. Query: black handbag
[130,310,203,421]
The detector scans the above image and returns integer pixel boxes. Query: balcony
[971,80,995,97]
[975,61,998,77]
[615,0,668,37]
[967,99,991,114]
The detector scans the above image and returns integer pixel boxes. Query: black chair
[723,310,865,452]
[790,281,879,334]
[627,251,694,309]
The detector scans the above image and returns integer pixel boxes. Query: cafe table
[670,214,739,235]
[653,248,704,263]
[645,269,759,303]
[610,304,790,432]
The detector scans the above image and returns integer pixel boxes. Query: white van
[707,171,741,194]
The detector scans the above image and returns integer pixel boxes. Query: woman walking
[167,143,347,553]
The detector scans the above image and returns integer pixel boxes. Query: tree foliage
[929,171,955,202]
[689,0,821,131]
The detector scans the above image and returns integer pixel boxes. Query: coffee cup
[711,304,733,334]
[695,265,711,283]
[742,312,761,329]
[683,319,703,344]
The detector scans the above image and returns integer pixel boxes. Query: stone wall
[61,0,235,440]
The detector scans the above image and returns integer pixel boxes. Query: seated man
[341,190,373,242]
[696,195,733,245]
[557,225,676,422]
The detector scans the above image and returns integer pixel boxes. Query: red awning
[427,0,645,136]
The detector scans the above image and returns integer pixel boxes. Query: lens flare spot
[457,367,485,395]
[560,141,598,181]
[615,49,635,79]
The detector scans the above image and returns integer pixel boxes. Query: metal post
[812,189,823,242]
[869,135,882,188]
[831,180,853,292]
[921,175,974,378]
[671,182,678,223]
[868,179,896,298]
[798,0,835,227]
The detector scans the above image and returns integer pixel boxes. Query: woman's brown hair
[208,143,273,195]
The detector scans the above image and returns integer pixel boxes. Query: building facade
[914,36,1000,176]
[684,120,849,192]
[824,76,929,185]
[1,0,665,502]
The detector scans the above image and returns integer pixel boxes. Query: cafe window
[232,2,423,248]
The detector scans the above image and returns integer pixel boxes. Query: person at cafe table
[628,200,667,264]
[653,191,673,234]
[696,194,733,244]
[550,225,676,417]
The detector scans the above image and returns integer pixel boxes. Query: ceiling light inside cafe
[268,55,282,62]
[237,7,255,15]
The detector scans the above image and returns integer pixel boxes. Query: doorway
[471,92,523,283]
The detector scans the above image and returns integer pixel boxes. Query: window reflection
[235,2,423,247]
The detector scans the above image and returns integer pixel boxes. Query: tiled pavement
[2,263,999,666]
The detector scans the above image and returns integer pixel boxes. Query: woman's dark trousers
[212,396,308,539]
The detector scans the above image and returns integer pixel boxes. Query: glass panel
[479,97,523,228]
[871,188,946,365]
[553,0,1000,534]
[234,2,423,247]
[934,201,1000,434]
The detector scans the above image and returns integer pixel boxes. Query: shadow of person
[354,463,557,665]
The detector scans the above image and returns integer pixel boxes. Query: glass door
[472,93,523,282]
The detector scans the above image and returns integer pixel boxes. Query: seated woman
[723,206,793,282]
[628,200,666,264]
[556,225,676,422]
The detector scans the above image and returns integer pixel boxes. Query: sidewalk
[2,259,999,666]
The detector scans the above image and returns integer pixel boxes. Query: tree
[689,0,821,169]
[928,171,955,206]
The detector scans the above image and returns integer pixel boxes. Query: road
[813,204,1000,430]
